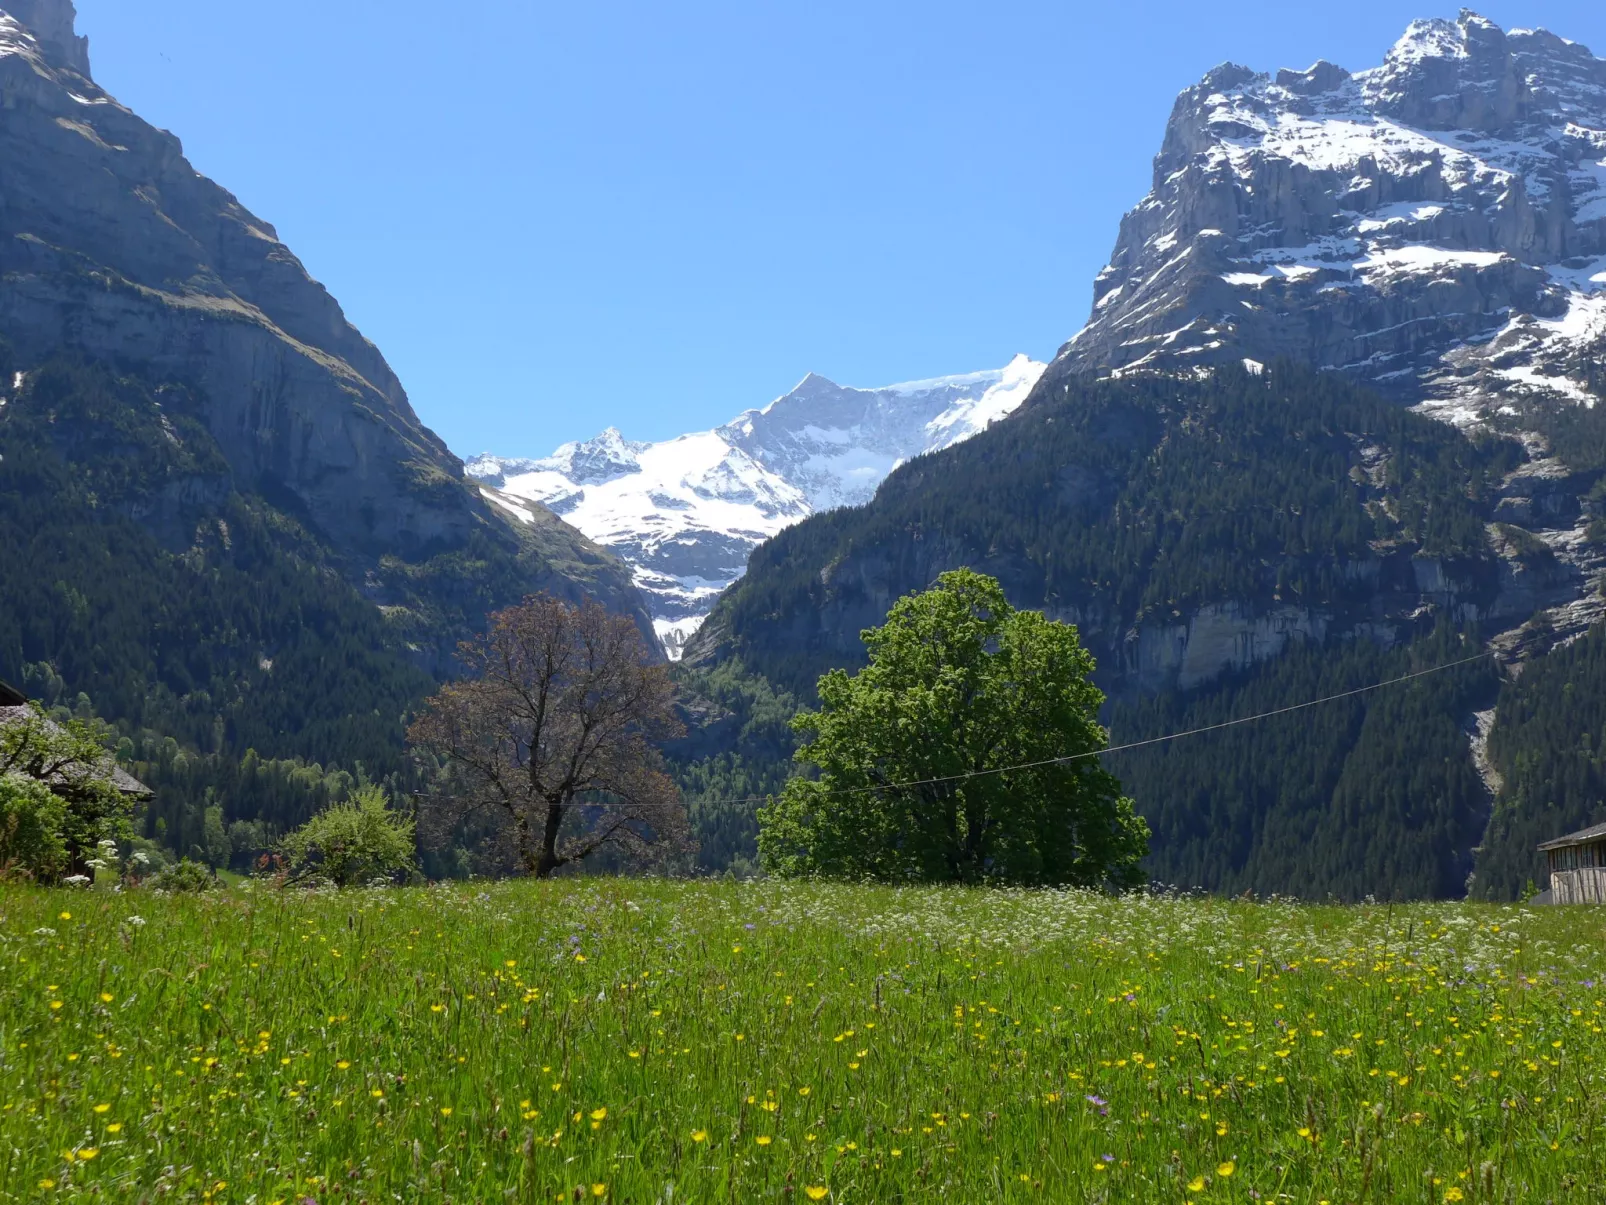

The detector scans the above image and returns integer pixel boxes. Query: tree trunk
[536,801,566,878]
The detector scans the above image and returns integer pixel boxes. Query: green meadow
[2,881,1603,1203]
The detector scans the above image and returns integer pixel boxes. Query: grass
[1,881,1603,1203]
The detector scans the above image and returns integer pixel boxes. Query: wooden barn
[1538,823,1606,905]
[0,680,151,799]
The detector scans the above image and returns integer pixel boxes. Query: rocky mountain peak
[1273,60,1351,97]
[559,427,649,485]
[0,0,88,76]
[1362,10,1531,133]
[1057,10,1606,429]
[469,357,1046,656]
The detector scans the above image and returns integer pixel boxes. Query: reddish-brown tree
[408,595,690,877]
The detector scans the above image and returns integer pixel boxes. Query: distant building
[1538,824,1606,905]
[0,680,151,798]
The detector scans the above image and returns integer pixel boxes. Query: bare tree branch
[408,595,692,877]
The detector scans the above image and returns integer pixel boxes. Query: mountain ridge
[0,0,655,655]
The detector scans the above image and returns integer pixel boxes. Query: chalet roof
[1538,822,1606,852]
[0,680,25,707]
[0,702,152,798]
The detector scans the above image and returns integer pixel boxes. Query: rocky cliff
[0,1,653,649]
[1041,10,1606,661]
[1058,11,1606,423]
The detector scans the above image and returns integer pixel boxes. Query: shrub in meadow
[278,785,418,887]
[147,856,220,892]
[0,771,68,881]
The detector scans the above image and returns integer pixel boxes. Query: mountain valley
[0,1,1603,898]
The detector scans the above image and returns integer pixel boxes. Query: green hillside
[675,365,1562,899]
[693,363,1517,699]
[0,351,638,866]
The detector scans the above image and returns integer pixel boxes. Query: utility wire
[693,649,1494,807]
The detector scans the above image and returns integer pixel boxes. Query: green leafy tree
[0,773,69,881]
[279,785,418,887]
[759,570,1148,887]
[200,804,232,869]
[0,703,135,878]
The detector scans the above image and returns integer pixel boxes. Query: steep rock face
[469,355,1045,654]
[2,0,85,75]
[1058,11,1606,424]
[0,4,653,645]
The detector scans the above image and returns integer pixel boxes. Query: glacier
[467,354,1045,656]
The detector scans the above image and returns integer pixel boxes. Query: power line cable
[691,649,1494,807]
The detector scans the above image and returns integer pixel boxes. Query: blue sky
[75,1,1606,455]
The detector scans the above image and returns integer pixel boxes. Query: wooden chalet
[1538,823,1606,905]
[0,680,151,798]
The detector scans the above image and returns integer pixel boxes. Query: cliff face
[1,0,85,75]
[0,3,654,648]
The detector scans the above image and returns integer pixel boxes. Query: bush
[148,858,221,893]
[279,785,417,887]
[0,772,69,881]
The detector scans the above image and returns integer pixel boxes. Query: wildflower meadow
[1,881,1603,1203]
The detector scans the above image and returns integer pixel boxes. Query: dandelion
[590,1107,607,1121]
[1444,1191,1464,1203]
[1187,1176,1207,1192]
[592,1185,607,1198]
[805,1189,829,1201]
[756,1135,773,1146]
[1216,1162,1235,1178]
[58,911,71,920]
[691,1130,708,1143]
[78,1148,98,1161]
[92,1103,110,1113]
[440,1107,453,1117]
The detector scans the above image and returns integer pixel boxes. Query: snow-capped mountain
[1056,10,1606,424]
[467,355,1045,655]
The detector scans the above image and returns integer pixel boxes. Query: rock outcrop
[1,0,86,75]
